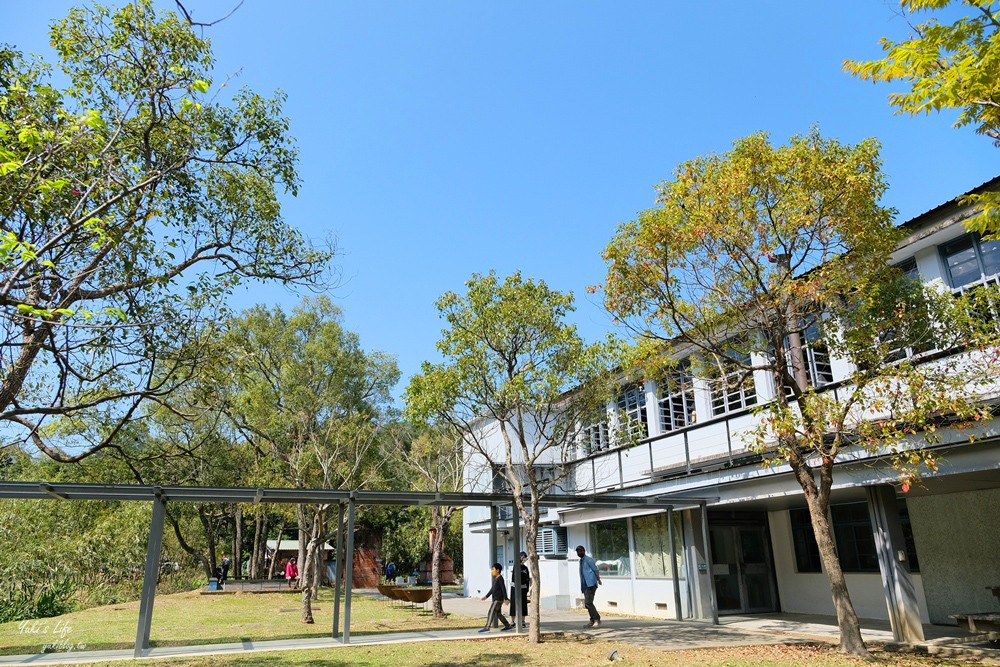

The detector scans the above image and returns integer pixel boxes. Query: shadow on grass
[424,653,518,667]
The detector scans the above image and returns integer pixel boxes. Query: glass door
[709,524,777,614]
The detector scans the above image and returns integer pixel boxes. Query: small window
[941,234,1000,289]
[657,360,696,432]
[782,315,833,392]
[708,349,757,417]
[789,508,821,573]
[615,384,649,443]
[582,421,609,454]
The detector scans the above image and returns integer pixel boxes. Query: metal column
[866,485,924,643]
[342,496,356,644]
[134,495,166,657]
[511,501,522,632]
[668,507,683,621]
[332,502,345,638]
[699,501,719,625]
[489,504,497,570]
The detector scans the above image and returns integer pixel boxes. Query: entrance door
[709,524,777,614]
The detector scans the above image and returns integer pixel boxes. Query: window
[789,500,920,574]
[709,349,757,416]
[589,519,630,577]
[941,234,1000,290]
[657,360,696,432]
[879,258,936,362]
[581,420,609,454]
[782,315,833,391]
[633,513,685,579]
[789,508,821,573]
[830,503,879,572]
[615,384,649,443]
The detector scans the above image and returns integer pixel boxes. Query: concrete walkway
[0,590,982,666]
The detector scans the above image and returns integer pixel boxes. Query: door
[709,524,777,614]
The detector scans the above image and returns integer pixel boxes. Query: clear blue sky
[7,1,997,399]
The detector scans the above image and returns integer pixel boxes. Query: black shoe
[500,625,513,632]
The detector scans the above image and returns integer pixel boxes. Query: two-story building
[463,178,1000,637]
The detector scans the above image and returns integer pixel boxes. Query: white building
[463,178,1000,637]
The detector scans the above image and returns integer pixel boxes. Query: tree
[845,0,1000,235]
[0,1,331,462]
[405,271,619,644]
[392,423,464,618]
[225,297,398,623]
[600,130,996,656]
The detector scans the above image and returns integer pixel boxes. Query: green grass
[0,589,480,656]
[81,640,971,667]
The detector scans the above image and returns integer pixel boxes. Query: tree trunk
[524,518,541,643]
[234,505,243,580]
[792,456,868,656]
[198,506,218,575]
[250,513,264,579]
[300,510,322,624]
[429,506,450,618]
[267,521,285,580]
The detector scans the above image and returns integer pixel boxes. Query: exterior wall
[907,488,1000,625]
[768,509,930,622]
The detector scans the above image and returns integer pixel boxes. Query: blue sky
[7,1,998,399]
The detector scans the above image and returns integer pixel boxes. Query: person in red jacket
[285,556,299,589]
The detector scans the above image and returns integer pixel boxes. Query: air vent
[535,526,568,557]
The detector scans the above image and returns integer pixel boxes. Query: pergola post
[699,501,719,625]
[332,502,345,638]
[668,507,683,620]
[511,501,522,632]
[342,496,356,644]
[867,485,924,643]
[134,494,166,657]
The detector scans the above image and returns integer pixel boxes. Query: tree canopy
[0,1,331,462]
[845,0,1000,234]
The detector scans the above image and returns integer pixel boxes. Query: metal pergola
[0,482,718,657]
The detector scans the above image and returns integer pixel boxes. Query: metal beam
[332,502,344,639]
[134,496,166,657]
[699,501,719,625]
[342,497,356,645]
[668,508,682,621]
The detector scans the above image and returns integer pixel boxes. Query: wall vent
[535,526,568,557]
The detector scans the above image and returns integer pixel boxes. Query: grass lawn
[0,588,480,656]
[76,640,975,667]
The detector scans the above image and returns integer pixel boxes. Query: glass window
[709,349,757,416]
[581,421,609,454]
[633,513,685,579]
[789,508,821,573]
[589,519,630,577]
[941,234,1000,289]
[782,315,833,392]
[789,501,919,574]
[615,384,649,442]
[657,360,696,432]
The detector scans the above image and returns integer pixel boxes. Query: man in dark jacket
[479,562,512,632]
[509,551,530,625]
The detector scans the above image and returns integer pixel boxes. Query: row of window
[581,233,1000,455]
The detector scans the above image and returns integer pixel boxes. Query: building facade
[462,179,1000,635]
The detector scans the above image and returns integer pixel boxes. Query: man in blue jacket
[576,545,602,628]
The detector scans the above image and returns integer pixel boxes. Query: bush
[0,579,75,623]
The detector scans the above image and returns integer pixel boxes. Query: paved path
[0,590,979,666]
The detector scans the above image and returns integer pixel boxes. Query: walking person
[576,545,602,628]
[509,551,530,625]
[220,554,232,588]
[478,563,512,632]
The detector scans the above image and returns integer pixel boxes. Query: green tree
[0,1,331,462]
[225,297,399,623]
[390,423,465,617]
[405,271,619,643]
[601,130,996,656]
[845,0,1000,235]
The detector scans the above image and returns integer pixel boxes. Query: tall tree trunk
[429,506,450,618]
[267,521,285,580]
[233,505,243,580]
[250,513,264,579]
[198,506,218,575]
[792,456,868,656]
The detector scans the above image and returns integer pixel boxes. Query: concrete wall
[767,509,930,622]
[907,488,1000,625]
